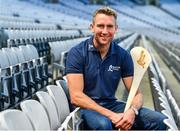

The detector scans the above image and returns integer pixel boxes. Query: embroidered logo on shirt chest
[108,65,120,72]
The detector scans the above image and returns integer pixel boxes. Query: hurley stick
[124,47,152,112]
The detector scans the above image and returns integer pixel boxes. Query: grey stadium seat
[0,50,12,110]
[36,91,61,130]
[20,99,50,130]
[0,109,33,130]
[46,85,70,123]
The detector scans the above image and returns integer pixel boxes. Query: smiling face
[90,13,118,48]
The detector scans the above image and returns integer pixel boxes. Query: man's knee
[81,109,113,130]
[96,117,112,130]
[157,113,167,130]
[134,108,168,130]
[146,110,167,130]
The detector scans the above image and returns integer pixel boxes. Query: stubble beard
[95,35,113,47]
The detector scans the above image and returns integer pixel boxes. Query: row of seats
[5,29,83,40]
[113,4,180,35]
[7,38,50,58]
[164,43,180,58]
[1,29,92,59]
[118,33,139,50]
[0,45,51,111]
[150,77,178,130]
[153,41,180,81]
[29,0,91,23]
[166,89,180,128]
[160,0,180,20]
[49,37,88,79]
[143,36,179,130]
[0,20,57,30]
[129,26,180,46]
[0,0,90,30]
[1,35,93,111]
[0,82,83,130]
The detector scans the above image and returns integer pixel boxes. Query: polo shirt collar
[88,36,118,55]
[88,36,97,51]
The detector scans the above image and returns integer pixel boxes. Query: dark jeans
[80,101,167,130]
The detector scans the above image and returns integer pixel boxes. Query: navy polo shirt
[66,37,134,102]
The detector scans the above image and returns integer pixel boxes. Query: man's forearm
[131,91,143,110]
[67,74,116,119]
[71,92,115,118]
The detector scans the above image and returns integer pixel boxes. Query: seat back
[19,45,32,61]
[11,47,32,98]
[2,48,22,102]
[49,42,61,63]
[0,50,10,68]
[20,99,50,130]
[26,44,39,59]
[36,91,60,130]
[46,85,70,123]
[11,47,26,63]
[0,50,12,109]
[56,79,75,111]
[56,80,70,100]
[0,109,33,130]
[2,48,19,66]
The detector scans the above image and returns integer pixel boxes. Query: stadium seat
[46,85,70,123]
[0,29,8,48]
[12,47,35,97]
[46,84,83,130]
[7,39,16,47]
[56,79,75,111]
[20,99,50,130]
[0,50,12,110]
[49,37,87,79]
[56,79,70,100]
[36,91,60,130]
[20,45,43,89]
[1,47,29,103]
[2,48,22,103]
[58,107,83,130]
[49,41,65,79]
[0,109,33,130]
[19,46,39,92]
[27,44,50,86]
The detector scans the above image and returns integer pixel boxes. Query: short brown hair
[92,7,117,22]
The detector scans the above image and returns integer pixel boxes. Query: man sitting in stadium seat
[65,6,167,130]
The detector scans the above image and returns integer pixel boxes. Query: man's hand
[110,109,136,130]
[109,112,124,124]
